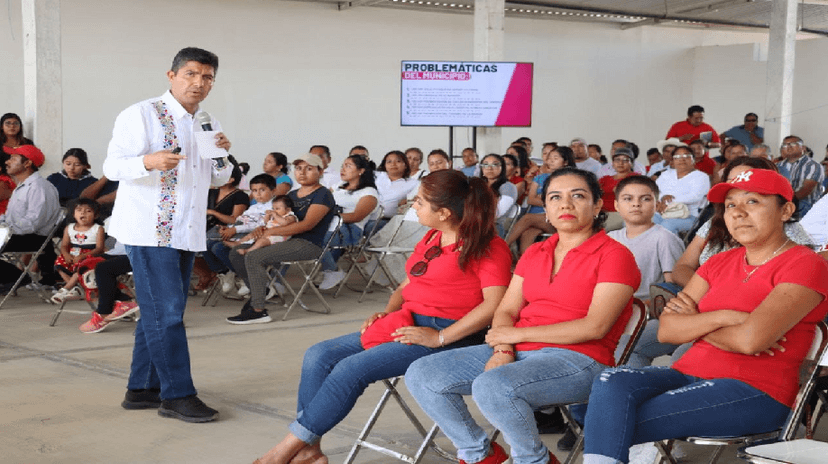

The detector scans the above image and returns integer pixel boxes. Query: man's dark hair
[687,105,705,117]
[171,47,219,74]
[310,145,331,158]
[784,135,803,144]
[249,173,277,190]
[745,112,758,121]
[588,144,602,154]
[518,136,532,144]
[350,145,368,155]
[614,175,660,198]
[647,147,660,157]
[628,142,640,158]
[612,139,628,147]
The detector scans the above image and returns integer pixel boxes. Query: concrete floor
[1,274,825,464]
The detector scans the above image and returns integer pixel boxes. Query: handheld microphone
[195,111,227,168]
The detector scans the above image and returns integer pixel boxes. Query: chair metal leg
[49,298,68,327]
[0,263,34,310]
[201,279,220,307]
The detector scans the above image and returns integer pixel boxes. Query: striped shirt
[778,155,824,206]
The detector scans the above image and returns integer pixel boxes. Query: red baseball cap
[707,169,794,203]
[10,144,45,168]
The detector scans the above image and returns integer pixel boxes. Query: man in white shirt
[571,138,601,176]
[0,145,61,287]
[103,47,231,423]
[310,145,340,189]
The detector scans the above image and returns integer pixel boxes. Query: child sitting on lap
[237,195,296,255]
[52,199,105,303]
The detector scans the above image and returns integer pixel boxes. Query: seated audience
[405,147,427,180]
[459,147,480,177]
[309,145,339,190]
[750,143,772,160]
[507,144,535,180]
[777,135,824,217]
[597,140,646,177]
[406,167,639,464]
[225,154,336,325]
[262,152,293,198]
[505,146,576,256]
[236,195,297,254]
[1,113,34,150]
[588,143,603,164]
[652,138,680,180]
[645,148,667,177]
[599,147,640,231]
[722,112,764,151]
[349,145,369,160]
[478,154,518,229]
[317,154,378,290]
[653,145,710,235]
[78,239,139,334]
[374,150,415,223]
[47,148,98,207]
[503,153,525,203]
[690,139,718,179]
[572,138,601,176]
[0,149,15,215]
[52,198,105,304]
[78,176,119,220]
[581,169,828,464]
[251,169,511,464]
[665,104,721,147]
[0,145,61,288]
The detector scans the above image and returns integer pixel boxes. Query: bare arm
[526,181,544,207]
[671,234,705,287]
[361,278,410,333]
[79,176,108,200]
[273,183,291,197]
[342,195,379,224]
[208,203,247,226]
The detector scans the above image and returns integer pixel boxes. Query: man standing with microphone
[103,47,231,423]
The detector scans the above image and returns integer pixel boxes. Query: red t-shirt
[672,246,828,408]
[598,173,640,213]
[695,153,717,176]
[512,231,641,366]
[666,120,721,144]
[401,230,512,321]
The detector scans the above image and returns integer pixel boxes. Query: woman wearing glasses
[478,154,519,235]
[405,168,640,464]
[654,145,711,235]
[253,169,512,464]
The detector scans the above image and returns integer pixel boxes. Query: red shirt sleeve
[472,237,514,288]
[596,243,641,290]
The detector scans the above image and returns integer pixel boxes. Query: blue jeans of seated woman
[405,346,606,464]
[290,314,482,445]
[320,223,363,272]
[125,246,198,400]
[582,366,790,464]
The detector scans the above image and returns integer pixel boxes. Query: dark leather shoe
[158,395,218,423]
[121,388,162,410]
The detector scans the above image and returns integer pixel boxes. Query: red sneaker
[459,442,510,464]
[104,301,140,322]
[79,312,110,334]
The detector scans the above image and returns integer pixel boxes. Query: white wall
[2,0,822,176]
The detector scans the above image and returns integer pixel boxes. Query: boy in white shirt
[219,174,276,243]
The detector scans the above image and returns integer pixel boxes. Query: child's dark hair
[272,195,294,210]
[420,170,497,271]
[73,198,100,218]
[542,167,606,232]
[614,175,660,198]
[249,173,277,190]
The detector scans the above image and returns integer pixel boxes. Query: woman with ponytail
[406,168,640,464]
[254,170,512,464]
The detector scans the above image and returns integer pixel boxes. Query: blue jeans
[320,224,362,272]
[653,213,697,235]
[125,246,197,400]
[406,346,606,464]
[203,235,245,273]
[289,314,482,444]
[582,366,790,464]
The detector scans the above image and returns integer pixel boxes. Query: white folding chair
[0,208,67,309]
[332,206,385,298]
[658,322,828,464]
[357,210,423,303]
[267,214,343,321]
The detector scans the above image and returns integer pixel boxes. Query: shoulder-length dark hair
[542,167,606,232]
[0,113,33,147]
[478,154,508,197]
[340,154,377,192]
[377,150,411,179]
[420,170,497,270]
[266,152,289,175]
[707,156,780,251]
[509,145,531,175]
[62,148,91,176]
[552,146,578,168]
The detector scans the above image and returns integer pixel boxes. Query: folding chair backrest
[616,299,647,367]
[783,321,828,440]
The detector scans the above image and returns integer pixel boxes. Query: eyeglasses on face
[745,119,758,123]
[410,245,442,277]
[781,142,801,149]
[480,163,501,168]
[612,157,632,163]
[673,154,694,160]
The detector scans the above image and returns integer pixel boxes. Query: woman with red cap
[580,169,828,464]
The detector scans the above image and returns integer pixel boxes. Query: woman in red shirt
[253,170,512,464]
[582,169,828,464]
[598,147,640,231]
[406,168,640,464]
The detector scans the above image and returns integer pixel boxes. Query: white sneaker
[50,286,81,304]
[266,281,286,301]
[237,283,250,296]
[218,271,236,293]
[628,443,659,464]
[318,270,346,290]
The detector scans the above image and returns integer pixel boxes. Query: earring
[440,216,446,221]
[594,214,599,219]
[545,216,549,223]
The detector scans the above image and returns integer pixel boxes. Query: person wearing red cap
[102,47,232,423]
[0,144,61,289]
[581,169,828,464]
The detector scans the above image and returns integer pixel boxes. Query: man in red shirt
[689,139,718,177]
[666,105,721,148]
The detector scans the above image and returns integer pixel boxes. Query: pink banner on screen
[495,63,533,126]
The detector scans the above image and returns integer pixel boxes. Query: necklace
[742,239,790,282]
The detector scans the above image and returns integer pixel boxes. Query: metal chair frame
[658,322,828,464]
[0,208,67,309]
[357,211,421,303]
[331,206,385,298]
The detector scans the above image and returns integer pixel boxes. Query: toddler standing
[53,199,104,303]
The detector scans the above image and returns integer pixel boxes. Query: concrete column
[474,0,504,157]
[22,0,62,166]
[764,0,797,150]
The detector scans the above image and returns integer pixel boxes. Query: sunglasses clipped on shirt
[410,245,442,277]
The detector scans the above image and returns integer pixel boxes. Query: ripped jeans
[582,366,790,464]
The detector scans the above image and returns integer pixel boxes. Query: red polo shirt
[513,231,641,366]
[695,153,717,176]
[666,120,721,144]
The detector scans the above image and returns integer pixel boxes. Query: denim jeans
[406,346,606,464]
[653,213,697,235]
[125,246,197,400]
[582,366,790,464]
[289,314,481,445]
[320,223,363,272]
[203,235,245,274]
